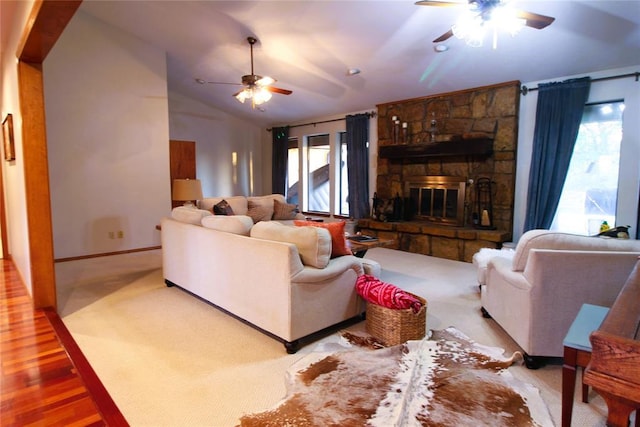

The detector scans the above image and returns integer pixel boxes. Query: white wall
[0,0,36,291]
[514,65,640,241]
[168,91,263,197]
[43,11,171,259]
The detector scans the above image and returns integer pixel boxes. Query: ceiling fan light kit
[235,86,272,106]
[452,8,525,48]
[417,0,554,49]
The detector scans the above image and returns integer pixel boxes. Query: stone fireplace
[405,176,466,226]
[357,81,519,262]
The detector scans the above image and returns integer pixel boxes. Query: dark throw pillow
[272,199,299,220]
[213,199,235,216]
[247,200,272,223]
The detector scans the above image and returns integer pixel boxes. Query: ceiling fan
[416,0,555,46]
[197,36,292,108]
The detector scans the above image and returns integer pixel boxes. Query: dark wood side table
[347,236,395,258]
[562,304,609,427]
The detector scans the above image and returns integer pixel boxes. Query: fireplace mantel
[379,138,493,160]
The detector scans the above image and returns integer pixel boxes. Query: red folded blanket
[356,274,424,313]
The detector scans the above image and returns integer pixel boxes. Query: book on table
[348,235,378,242]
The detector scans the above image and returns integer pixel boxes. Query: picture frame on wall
[3,113,15,162]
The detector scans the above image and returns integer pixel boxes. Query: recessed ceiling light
[347,68,361,76]
[434,44,449,53]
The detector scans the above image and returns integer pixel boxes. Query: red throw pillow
[294,220,351,258]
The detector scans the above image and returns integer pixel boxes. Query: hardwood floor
[0,259,128,426]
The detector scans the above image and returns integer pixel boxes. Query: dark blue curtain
[346,114,370,219]
[271,126,289,195]
[523,77,591,232]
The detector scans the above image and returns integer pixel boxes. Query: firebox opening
[405,176,466,226]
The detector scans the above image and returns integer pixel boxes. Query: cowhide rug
[238,327,554,427]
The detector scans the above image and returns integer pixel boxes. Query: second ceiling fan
[200,36,292,108]
[417,0,555,45]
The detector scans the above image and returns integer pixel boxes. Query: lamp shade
[172,179,203,203]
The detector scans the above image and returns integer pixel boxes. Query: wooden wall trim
[17,0,82,62]
[18,61,57,309]
[16,0,82,309]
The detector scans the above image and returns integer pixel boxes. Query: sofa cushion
[273,199,299,220]
[171,207,212,225]
[201,215,253,235]
[213,199,235,216]
[512,230,640,272]
[250,221,331,268]
[247,200,273,223]
[200,196,248,215]
[293,220,351,258]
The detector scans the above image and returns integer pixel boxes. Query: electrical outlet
[117,231,124,239]
[108,231,115,239]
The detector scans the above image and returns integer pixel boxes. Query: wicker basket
[365,294,427,346]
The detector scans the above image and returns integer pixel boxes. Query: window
[338,132,349,216]
[286,138,299,205]
[285,130,351,217]
[306,134,331,213]
[550,101,624,235]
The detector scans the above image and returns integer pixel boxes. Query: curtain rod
[521,71,639,95]
[267,111,376,132]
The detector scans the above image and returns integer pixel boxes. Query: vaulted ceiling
[79,0,640,127]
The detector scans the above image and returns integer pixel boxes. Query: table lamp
[172,178,203,208]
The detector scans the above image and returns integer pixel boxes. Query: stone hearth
[357,219,511,263]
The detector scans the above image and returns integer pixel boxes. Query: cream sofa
[161,195,379,353]
[479,230,640,368]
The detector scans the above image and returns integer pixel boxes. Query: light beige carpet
[56,248,613,426]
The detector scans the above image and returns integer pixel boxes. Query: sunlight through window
[550,101,624,235]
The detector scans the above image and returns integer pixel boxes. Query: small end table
[562,303,609,427]
[347,236,395,258]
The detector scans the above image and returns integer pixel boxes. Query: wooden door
[170,140,196,208]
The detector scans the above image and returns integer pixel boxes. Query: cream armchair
[479,230,640,368]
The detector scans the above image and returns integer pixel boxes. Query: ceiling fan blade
[415,0,465,7]
[433,29,454,43]
[267,86,292,95]
[206,81,242,86]
[516,10,555,29]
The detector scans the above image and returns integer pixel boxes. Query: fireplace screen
[405,176,466,226]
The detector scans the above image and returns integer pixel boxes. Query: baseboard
[55,246,161,263]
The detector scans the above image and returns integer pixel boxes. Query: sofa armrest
[361,259,381,277]
[486,256,532,291]
[291,255,364,284]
